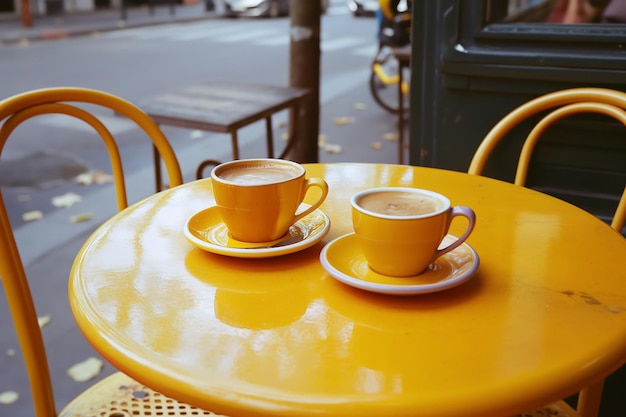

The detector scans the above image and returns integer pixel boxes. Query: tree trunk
[21,0,32,27]
[287,0,321,163]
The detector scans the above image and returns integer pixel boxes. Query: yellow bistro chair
[0,87,225,417]
[468,87,626,417]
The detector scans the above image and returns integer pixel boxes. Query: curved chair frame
[469,87,626,233]
[0,88,221,417]
[468,88,626,417]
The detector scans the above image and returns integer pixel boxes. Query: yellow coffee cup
[212,159,329,243]
[352,187,476,277]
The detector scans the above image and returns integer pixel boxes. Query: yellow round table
[69,163,626,417]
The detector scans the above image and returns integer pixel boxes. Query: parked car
[347,0,378,16]
[223,0,329,18]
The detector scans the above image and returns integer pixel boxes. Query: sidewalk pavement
[0,2,217,45]
[0,5,409,416]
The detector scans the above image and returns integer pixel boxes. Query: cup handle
[293,177,329,222]
[433,206,476,260]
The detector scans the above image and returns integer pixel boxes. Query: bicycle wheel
[369,45,410,114]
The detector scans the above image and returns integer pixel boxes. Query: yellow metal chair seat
[0,87,227,417]
[469,87,626,417]
[60,373,219,416]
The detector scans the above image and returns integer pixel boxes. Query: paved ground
[1,3,625,417]
[0,3,411,416]
[0,2,218,44]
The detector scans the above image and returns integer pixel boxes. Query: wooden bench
[138,82,310,191]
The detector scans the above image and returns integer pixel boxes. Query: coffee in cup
[352,187,476,277]
[212,159,329,243]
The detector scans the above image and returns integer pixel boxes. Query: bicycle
[369,1,411,114]
[370,44,410,114]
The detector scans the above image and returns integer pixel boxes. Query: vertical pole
[21,0,32,27]
[287,0,321,163]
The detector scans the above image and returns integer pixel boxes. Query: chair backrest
[0,87,183,417]
[467,87,626,417]
[468,87,626,233]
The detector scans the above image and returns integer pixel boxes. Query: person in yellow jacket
[376,0,412,47]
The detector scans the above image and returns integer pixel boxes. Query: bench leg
[230,131,240,160]
[196,159,222,180]
[153,143,163,192]
[278,101,300,160]
[265,116,275,158]
[397,62,405,165]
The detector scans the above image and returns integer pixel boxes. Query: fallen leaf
[371,142,383,150]
[354,102,366,110]
[0,391,18,404]
[277,120,287,129]
[383,132,398,141]
[281,133,289,142]
[70,213,93,223]
[67,357,104,382]
[38,315,51,328]
[318,134,328,148]
[324,144,343,154]
[75,171,114,185]
[333,117,355,126]
[22,211,43,222]
[51,192,82,208]
[190,130,203,139]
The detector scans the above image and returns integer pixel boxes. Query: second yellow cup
[352,187,476,277]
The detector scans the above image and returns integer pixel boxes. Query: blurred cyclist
[376,0,412,47]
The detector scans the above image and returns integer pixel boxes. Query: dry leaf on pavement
[22,210,43,222]
[318,134,328,148]
[383,132,398,141]
[277,120,287,129]
[75,171,114,185]
[333,116,356,126]
[190,130,203,139]
[38,315,51,328]
[324,144,343,154]
[52,192,82,208]
[70,213,93,223]
[371,142,383,150]
[67,357,104,382]
[0,391,19,405]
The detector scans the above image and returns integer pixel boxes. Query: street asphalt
[1,3,626,417]
[1,3,408,416]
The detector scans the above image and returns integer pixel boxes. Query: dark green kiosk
[409,0,625,228]
[408,1,625,415]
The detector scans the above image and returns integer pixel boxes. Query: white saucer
[184,205,330,258]
[320,233,479,295]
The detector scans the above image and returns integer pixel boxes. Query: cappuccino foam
[218,164,299,185]
[358,191,444,216]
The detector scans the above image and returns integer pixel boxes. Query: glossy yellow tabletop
[69,163,626,417]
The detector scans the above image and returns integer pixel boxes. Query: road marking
[34,114,135,135]
[99,20,374,55]
[216,28,280,43]
[352,44,378,57]
[173,24,249,40]
[322,37,366,51]
[255,35,289,46]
